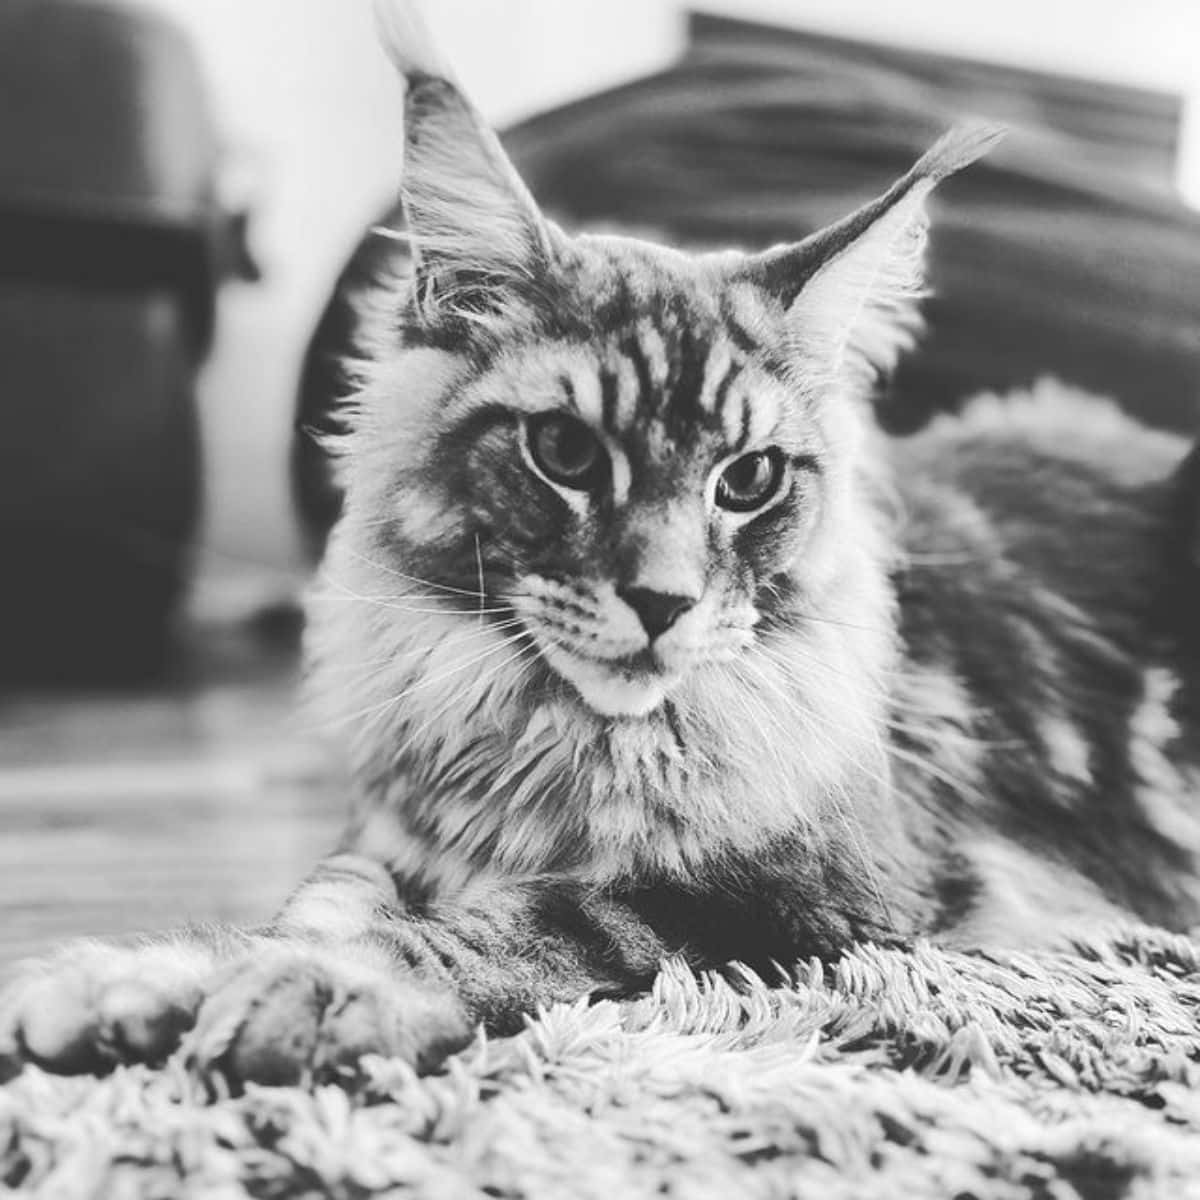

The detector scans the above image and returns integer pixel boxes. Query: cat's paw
[185,943,472,1088]
[0,936,473,1086]
[0,938,216,1080]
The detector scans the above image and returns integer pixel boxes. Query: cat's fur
[2,0,1199,1087]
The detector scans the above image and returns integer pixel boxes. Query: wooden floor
[0,619,346,968]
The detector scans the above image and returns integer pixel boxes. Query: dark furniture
[0,0,237,682]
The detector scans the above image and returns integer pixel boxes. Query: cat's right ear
[374,0,553,329]
[737,125,1002,395]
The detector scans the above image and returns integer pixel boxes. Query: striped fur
[3,1,1198,1088]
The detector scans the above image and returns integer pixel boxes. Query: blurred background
[1,0,1199,962]
[125,0,1200,591]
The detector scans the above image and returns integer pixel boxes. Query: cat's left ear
[374,0,554,329]
[742,126,1003,389]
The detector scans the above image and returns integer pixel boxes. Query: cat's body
[311,376,1200,976]
[2,0,1198,1086]
[887,389,1200,943]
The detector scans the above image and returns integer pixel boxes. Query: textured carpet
[4,926,1200,1199]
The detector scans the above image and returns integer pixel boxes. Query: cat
[2,0,1199,1089]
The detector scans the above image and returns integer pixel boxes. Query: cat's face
[334,21,996,723]
[384,239,849,717]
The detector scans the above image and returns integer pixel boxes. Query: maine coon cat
[3,0,1199,1087]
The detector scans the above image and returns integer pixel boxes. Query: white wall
[127,0,1199,603]
[132,0,405,595]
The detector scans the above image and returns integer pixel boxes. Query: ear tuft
[909,123,1006,184]
[373,0,553,336]
[373,0,452,82]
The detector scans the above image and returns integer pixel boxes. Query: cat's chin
[540,645,676,719]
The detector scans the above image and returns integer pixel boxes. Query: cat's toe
[3,963,110,1074]
[320,973,474,1074]
[189,954,329,1086]
[95,978,199,1062]
[0,941,211,1077]
[188,946,471,1087]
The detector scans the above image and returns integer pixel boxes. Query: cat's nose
[618,587,696,641]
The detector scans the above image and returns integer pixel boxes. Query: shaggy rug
[4,926,1200,1199]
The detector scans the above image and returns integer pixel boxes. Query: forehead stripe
[599,366,620,434]
[713,356,743,420]
[725,314,762,358]
[724,288,790,378]
[621,332,654,414]
[669,325,708,422]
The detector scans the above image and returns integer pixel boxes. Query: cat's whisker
[482,652,544,729]
[320,628,536,734]
[882,742,995,810]
[384,639,540,769]
[764,600,895,638]
[882,718,1021,751]
[337,594,514,618]
[751,636,976,724]
[474,534,487,627]
[750,638,1009,787]
[755,642,995,810]
[721,657,831,826]
[738,649,894,796]
[753,636,995,744]
[339,513,403,529]
[341,546,491,600]
[751,637,892,710]
[319,571,514,618]
[716,662,785,766]
[903,551,989,567]
[357,631,537,743]
[755,618,960,689]
[757,647,1006,763]
[314,616,530,686]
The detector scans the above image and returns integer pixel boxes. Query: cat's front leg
[183,855,661,1085]
[1,853,659,1085]
[180,853,476,1084]
[0,855,409,1082]
[182,934,472,1085]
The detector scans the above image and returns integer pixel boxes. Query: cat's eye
[715,448,785,513]
[526,413,607,492]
